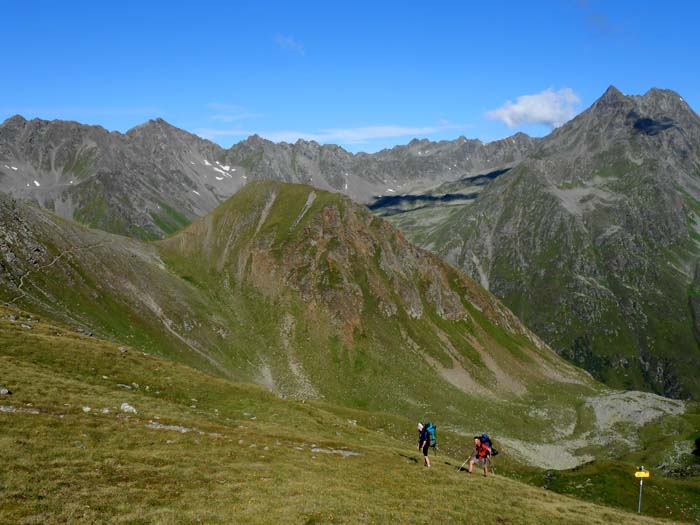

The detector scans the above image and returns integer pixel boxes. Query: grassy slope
[0,306,674,524]
[1,184,699,520]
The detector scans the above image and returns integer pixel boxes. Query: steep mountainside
[0,115,536,238]
[409,86,700,399]
[0,183,690,472]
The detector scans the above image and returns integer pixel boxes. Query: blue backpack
[480,433,499,456]
[425,422,437,448]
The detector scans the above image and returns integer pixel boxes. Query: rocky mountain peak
[537,85,699,159]
[242,133,272,147]
[600,84,625,100]
[1,114,28,128]
[636,87,698,121]
[643,87,684,103]
[589,85,630,115]
[128,117,186,137]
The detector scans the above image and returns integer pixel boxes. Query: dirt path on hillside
[9,239,113,304]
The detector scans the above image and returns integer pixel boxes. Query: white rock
[120,402,137,414]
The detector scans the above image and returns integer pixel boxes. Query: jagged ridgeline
[0,182,598,440]
[393,87,700,400]
[0,114,536,239]
[0,116,225,239]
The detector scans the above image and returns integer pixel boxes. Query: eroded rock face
[418,87,700,399]
[229,186,473,340]
[0,194,49,290]
[164,182,551,355]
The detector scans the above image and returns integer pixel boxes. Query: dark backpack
[480,433,499,456]
[425,422,437,448]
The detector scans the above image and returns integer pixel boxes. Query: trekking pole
[457,455,471,472]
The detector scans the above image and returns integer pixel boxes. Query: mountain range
[2,85,700,404]
[0,180,691,468]
[0,115,536,239]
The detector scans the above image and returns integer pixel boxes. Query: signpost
[635,466,650,513]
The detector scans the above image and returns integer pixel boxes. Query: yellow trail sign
[635,470,650,478]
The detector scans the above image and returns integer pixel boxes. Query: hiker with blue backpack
[467,434,497,477]
[417,422,437,468]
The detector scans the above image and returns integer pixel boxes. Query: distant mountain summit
[0,115,226,238]
[538,85,698,158]
[0,115,536,238]
[402,86,700,399]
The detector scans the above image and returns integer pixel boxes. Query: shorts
[471,456,489,468]
[422,445,430,457]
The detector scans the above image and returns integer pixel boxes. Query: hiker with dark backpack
[468,434,496,477]
[417,422,436,468]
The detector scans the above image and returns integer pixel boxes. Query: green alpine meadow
[2,307,691,524]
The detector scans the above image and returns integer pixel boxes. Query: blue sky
[2,0,698,152]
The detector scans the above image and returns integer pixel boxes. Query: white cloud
[486,88,581,128]
[275,34,304,55]
[210,113,261,123]
[205,103,263,123]
[195,128,248,138]
[196,122,469,145]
